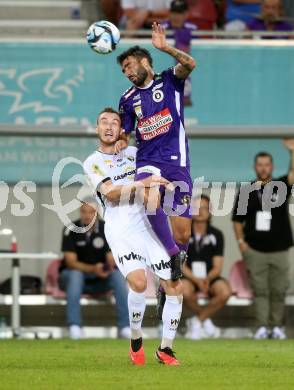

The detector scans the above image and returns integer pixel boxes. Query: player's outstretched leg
[156,279,183,366]
[127,270,147,365]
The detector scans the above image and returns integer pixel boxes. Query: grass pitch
[0,339,294,390]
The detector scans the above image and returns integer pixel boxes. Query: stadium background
[0,0,293,337]
[1,1,294,387]
[1,40,293,289]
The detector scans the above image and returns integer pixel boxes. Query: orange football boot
[129,344,145,366]
[155,347,180,366]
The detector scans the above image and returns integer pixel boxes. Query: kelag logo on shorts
[118,252,145,264]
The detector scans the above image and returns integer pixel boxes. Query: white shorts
[105,226,171,281]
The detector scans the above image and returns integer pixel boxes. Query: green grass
[0,339,294,390]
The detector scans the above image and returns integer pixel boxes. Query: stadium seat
[229,260,253,299]
[45,259,66,298]
[187,0,217,30]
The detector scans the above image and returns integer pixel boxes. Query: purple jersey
[161,21,197,51]
[119,67,190,167]
[248,19,293,39]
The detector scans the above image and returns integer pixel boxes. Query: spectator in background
[248,0,293,37]
[183,195,231,340]
[232,140,294,340]
[225,0,261,27]
[100,0,122,26]
[282,0,294,26]
[121,0,172,30]
[59,198,130,340]
[186,0,217,30]
[162,0,196,106]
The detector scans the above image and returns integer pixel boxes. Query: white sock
[161,295,183,349]
[128,289,146,340]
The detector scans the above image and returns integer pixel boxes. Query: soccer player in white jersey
[84,107,183,366]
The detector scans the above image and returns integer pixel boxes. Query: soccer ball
[86,20,120,54]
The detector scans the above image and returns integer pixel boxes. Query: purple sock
[177,242,189,252]
[147,208,179,256]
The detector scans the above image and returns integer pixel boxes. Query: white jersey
[83,145,171,281]
[83,146,149,236]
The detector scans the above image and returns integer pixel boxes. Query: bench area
[1,259,294,338]
[1,294,294,339]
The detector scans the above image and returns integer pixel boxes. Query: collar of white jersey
[96,149,116,156]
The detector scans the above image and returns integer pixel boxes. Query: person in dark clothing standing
[232,139,294,339]
[183,195,231,340]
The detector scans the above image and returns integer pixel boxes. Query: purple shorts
[135,161,193,218]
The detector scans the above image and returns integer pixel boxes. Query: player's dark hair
[81,196,97,206]
[192,194,210,203]
[254,151,273,164]
[170,0,188,13]
[117,46,153,67]
[97,107,120,125]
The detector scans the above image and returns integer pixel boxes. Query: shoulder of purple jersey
[159,66,175,78]
[184,22,197,30]
[161,21,170,29]
[120,86,138,102]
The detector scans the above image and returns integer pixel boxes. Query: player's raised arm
[152,21,196,79]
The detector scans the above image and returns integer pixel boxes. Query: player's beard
[132,66,148,87]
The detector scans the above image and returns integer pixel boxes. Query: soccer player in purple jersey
[115,23,196,291]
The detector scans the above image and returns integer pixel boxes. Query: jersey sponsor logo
[137,108,173,140]
[93,237,105,249]
[92,164,106,177]
[151,259,171,272]
[133,93,141,100]
[134,105,143,119]
[114,168,136,181]
[117,161,127,168]
[152,89,164,103]
[118,251,146,264]
[104,160,114,168]
[127,155,135,162]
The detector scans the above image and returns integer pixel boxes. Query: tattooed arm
[152,22,196,79]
